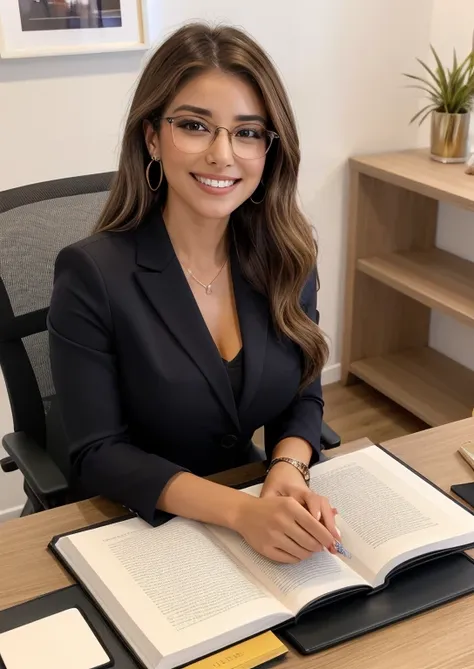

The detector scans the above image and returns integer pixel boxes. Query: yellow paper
[187,631,287,669]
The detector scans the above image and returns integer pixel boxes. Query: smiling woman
[142,70,272,222]
[48,23,337,566]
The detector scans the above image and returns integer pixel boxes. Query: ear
[143,120,161,160]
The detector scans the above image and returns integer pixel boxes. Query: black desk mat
[0,585,143,669]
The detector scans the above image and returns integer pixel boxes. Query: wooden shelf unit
[342,148,474,427]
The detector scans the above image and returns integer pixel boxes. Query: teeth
[195,175,236,188]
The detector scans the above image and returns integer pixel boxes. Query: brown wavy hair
[94,22,328,387]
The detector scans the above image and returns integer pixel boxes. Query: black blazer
[48,211,324,524]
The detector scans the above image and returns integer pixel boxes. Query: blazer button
[221,434,238,449]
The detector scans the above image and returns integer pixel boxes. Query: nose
[206,128,234,167]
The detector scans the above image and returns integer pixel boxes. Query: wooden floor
[323,380,428,445]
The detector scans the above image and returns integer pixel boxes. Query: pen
[334,541,352,559]
[315,509,352,559]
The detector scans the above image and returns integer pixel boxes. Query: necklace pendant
[205,285,212,295]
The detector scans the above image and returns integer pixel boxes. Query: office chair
[0,173,114,514]
[0,175,341,516]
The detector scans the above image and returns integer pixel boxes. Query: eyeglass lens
[169,117,274,159]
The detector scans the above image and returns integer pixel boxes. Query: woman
[48,23,339,564]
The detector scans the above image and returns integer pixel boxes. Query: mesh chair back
[0,174,114,459]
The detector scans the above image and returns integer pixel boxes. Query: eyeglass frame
[152,115,280,160]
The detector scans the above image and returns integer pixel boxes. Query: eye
[235,127,265,140]
[176,119,209,133]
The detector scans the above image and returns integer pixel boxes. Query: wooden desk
[1,418,474,669]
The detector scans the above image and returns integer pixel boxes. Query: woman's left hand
[260,461,340,546]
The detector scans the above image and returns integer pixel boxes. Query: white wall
[0,0,434,519]
[428,1,474,372]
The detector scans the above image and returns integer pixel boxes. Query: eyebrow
[171,104,267,125]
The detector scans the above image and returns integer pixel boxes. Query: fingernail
[334,541,352,559]
[336,527,342,538]
[316,511,321,521]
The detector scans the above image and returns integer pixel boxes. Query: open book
[50,445,474,669]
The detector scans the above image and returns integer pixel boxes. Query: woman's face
[146,69,268,221]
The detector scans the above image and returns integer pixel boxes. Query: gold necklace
[183,258,228,295]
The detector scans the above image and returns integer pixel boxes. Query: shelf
[357,249,474,328]
[350,148,474,212]
[350,347,474,427]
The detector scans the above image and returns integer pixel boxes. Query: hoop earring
[250,181,265,205]
[146,156,163,192]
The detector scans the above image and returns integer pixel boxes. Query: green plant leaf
[404,85,441,106]
[451,81,474,112]
[430,45,449,112]
[416,57,442,88]
[402,73,441,98]
[404,46,474,118]
[419,107,437,126]
[450,52,474,94]
[409,103,437,125]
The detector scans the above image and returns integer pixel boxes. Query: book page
[57,517,290,669]
[207,525,369,616]
[309,446,474,586]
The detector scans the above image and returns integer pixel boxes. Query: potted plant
[404,46,474,163]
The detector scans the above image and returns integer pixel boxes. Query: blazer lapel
[133,212,240,430]
[231,247,268,415]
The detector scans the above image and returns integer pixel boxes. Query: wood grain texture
[341,164,437,383]
[0,498,127,612]
[342,148,474,426]
[345,273,431,368]
[1,420,474,668]
[350,347,474,426]
[351,148,474,212]
[358,248,474,328]
[322,381,427,444]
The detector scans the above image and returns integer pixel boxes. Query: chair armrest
[0,456,19,473]
[320,421,341,449]
[2,431,69,503]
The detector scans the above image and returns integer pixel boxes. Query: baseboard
[321,362,341,386]
[0,504,23,524]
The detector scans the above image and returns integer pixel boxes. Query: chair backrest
[0,173,114,452]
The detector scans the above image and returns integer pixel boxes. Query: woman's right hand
[233,494,337,563]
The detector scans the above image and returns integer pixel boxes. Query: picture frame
[0,0,149,59]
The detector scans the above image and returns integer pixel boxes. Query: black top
[47,210,324,525]
[222,348,244,405]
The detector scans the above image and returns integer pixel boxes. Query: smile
[192,174,240,189]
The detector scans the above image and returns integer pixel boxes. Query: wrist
[225,490,255,533]
[267,460,304,480]
[267,456,310,485]
[272,437,312,466]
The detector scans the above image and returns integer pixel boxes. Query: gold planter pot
[430,111,470,163]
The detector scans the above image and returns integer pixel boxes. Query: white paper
[0,608,110,669]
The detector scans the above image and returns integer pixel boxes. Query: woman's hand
[260,461,340,542]
[232,482,338,564]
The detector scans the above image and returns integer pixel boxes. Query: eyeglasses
[160,116,279,160]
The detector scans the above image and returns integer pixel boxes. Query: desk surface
[1,418,474,669]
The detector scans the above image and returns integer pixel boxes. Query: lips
[192,174,241,189]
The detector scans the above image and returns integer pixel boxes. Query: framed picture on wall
[0,0,149,58]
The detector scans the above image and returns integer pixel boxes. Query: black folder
[281,551,474,655]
